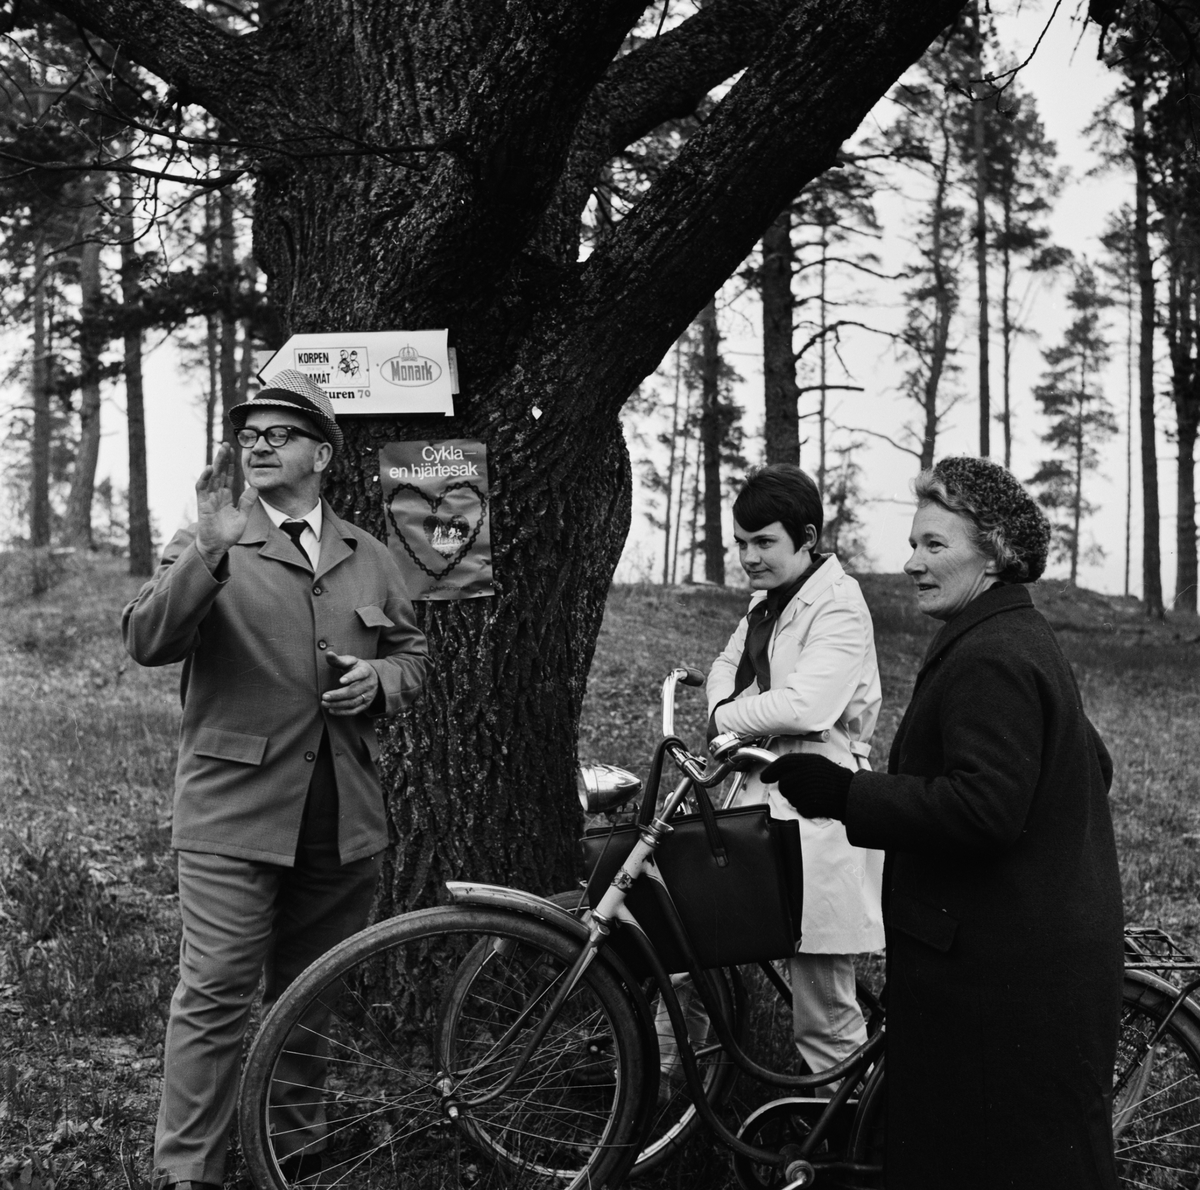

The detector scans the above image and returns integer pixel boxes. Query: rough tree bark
[762,210,800,466]
[970,0,990,459]
[49,0,969,904]
[30,233,52,549]
[218,176,244,499]
[65,194,105,548]
[119,168,154,576]
[1132,70,1165,618]
[698,297,726,583]
[1166,255,1199,613]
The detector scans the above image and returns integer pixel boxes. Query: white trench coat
[707,555,885,954]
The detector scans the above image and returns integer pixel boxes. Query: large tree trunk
[205,186,219,466]
[970,0,991,459]
[219,177,244,498]
[30,233,52,549]
[999,190,1015,469]
[1132,70,1165,618]
[1177,403,1199,612]
[661,338,684,584]
[120,170,154,576]
[761,210,799,466]
[65,198,105,548]
[698,297,726,584]
[52,0,971,903]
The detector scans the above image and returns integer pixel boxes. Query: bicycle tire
[1113,970,1200,1189]
[238,905,646,1190]
[635,958,881,1177]
[542,890,740,1175]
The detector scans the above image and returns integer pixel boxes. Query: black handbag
[581,781,804,974]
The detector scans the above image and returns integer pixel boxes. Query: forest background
[2,1,1195,608]
[2,1,1200,1185]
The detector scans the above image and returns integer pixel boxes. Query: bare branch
[44,0,264,129]
[840,422,925,459]
[547,0,970,421]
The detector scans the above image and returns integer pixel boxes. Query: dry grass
[0,557,1196,1189]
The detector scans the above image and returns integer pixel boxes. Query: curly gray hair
[914,457,1050,584]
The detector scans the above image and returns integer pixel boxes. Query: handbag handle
[689,778,730,868]
[638,737,673,827]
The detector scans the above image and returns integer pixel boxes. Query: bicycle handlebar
[661,666,704,738]
[659,667,778,793]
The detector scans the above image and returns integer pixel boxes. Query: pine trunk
[120,171,154,576]
[971,0,990,459]
[1176,393,1199,613]
[219,179,243,498]
[30,234,52,549]
[65,202,104,548]
[761,210,799,466]
[699,297,725,584]
[1132,71,1164,618]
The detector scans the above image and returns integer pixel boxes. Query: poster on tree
[380,440,494,601]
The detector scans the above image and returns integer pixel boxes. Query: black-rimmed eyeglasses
[235,425,326,449]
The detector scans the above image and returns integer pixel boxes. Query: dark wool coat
[845,583,1123,1190]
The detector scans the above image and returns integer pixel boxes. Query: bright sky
[619,3,1168,599]
[14,3,1181,602]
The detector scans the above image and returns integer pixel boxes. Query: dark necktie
[280,520,311,566]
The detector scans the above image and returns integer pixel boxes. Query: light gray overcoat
[123,499,427,865]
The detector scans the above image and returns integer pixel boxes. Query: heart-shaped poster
[380,440,494,600]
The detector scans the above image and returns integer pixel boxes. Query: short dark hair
[733,464,823,550]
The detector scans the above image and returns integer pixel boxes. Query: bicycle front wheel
[1114,971,1200,1188]
[238,905,646,1190]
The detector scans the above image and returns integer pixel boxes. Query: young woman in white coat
[708,464,884,1075]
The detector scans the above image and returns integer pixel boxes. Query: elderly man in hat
[123,371,427,1190]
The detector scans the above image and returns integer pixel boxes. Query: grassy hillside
[0,555,1196,1188]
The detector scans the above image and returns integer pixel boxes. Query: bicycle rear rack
[1124,926,1200,971]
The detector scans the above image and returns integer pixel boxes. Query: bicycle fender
[1125,965,1200,1003]
[446,881,592,934]
[444,880,658,1018]
[445,880,662,1149]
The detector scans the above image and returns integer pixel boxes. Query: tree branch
[43,0,264,130]
[841,422,925,459]
[556,0,969,419]
[599,0,798,154]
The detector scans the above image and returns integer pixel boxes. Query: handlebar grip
[678,666,705,688]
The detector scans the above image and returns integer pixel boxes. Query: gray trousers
[152,844,380,1188]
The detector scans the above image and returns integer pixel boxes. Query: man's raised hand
[195,443,257,567]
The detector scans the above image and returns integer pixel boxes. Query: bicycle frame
[442,668,886,1179]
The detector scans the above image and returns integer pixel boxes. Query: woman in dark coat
[761,456,1124,1190]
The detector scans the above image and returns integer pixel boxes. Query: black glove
[759,753,854,821]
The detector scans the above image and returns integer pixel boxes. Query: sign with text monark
[257,330,457,416]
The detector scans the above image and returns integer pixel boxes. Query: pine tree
[1030,263,1117,584]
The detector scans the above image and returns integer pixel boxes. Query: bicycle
[238,666,886,1189]
[1113,927,1200,1187]
[237,667,1200,1190]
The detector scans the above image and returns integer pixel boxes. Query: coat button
[304,750,316,762]
[313,586,322,595]
[317,639,328,650]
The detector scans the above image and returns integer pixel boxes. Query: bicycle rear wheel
[544,890,742,1175]
[238,905,646,1189]
[1114,971,1200,1189]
